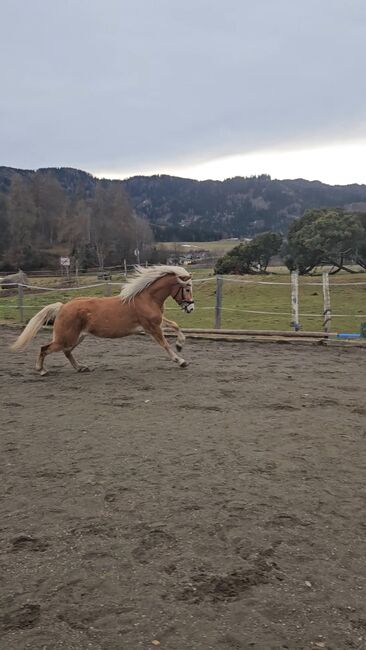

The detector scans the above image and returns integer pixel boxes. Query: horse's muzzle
[182,301,195,313]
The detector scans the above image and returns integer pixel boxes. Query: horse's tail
[10,302,63,351]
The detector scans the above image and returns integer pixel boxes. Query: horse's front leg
[145,323,188,367]
[162,317,186,351]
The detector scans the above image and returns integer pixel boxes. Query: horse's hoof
[176,343,182,352]
[40,370,48,377]
[179,359,188,368]
[78,366,90,373]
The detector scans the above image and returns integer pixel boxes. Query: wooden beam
[178,327,333,338]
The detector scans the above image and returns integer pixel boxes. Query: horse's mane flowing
[120,265,190,301]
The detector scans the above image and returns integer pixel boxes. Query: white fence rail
[1,272,366,335]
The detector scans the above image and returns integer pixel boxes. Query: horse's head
[171,274,195,313]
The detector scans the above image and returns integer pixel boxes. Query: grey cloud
[1,0,366,172]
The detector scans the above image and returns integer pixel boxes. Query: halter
[172,283,194,311]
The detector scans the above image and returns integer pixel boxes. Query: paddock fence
[1,271,366,339]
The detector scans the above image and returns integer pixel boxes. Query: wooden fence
[2,271,366,337]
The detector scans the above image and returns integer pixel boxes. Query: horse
[1,269,28,290]
[11,265,195,376]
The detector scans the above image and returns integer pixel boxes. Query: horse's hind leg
[36,332,85,376]
[162,317,186,351]
[64,335,89,372]
[36,341,63,376]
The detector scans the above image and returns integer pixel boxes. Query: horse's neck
[148,276,175,307]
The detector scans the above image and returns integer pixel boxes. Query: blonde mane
[120,265,190,301]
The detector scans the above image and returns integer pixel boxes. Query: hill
[2,166,366,244]
[123,173,366,240]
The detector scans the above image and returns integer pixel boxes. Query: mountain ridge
[2,165,366,241]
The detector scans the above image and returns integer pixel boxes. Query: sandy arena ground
[1,327,366,650]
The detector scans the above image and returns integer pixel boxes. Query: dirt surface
[1,327,366,650]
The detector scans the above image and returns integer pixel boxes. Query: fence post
[214,276,223,329]
[75,259,79,286]
[18,284,24,324]
[290,271,300,331]
[123,259,127,279]
[104,282,112,297]
[322,271,331,334]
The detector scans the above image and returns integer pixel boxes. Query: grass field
[158,239,241,254]
[2,267,366,334]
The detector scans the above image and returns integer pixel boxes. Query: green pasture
[158,239,240,254]
[1,268,366,334]
[165,273,366,333]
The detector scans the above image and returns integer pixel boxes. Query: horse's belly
[88,323,137,338]
[88,318,143,338]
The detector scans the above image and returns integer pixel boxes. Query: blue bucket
[336,333,361,339]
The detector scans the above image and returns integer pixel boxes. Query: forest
[0,168,152,271]
[2,165,366,271]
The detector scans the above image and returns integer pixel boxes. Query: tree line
[0,171,153,271]
[215,209,366,275]
[2,167,366,277]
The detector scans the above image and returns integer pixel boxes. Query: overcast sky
[1,0,366,184]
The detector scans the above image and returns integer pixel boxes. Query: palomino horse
[11,265,194,375]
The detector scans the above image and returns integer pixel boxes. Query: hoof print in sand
[10,535,49,552]
[132,529,176,564]
[104,492,117,503]
[179,562,275,603]
[1,603,41,631]
[70,522,117,538]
